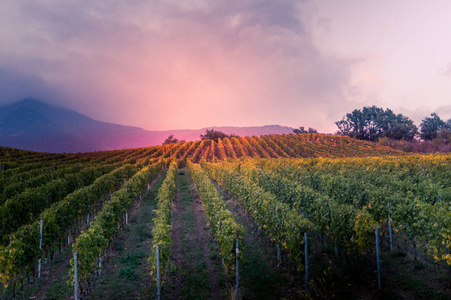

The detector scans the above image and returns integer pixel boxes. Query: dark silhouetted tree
[420,113,445,141]
[293,126,317,134]
[436,129,451,145]
[293,126,307,134]
[445,118,451,129]
[200,129,230,141]
[163,135,185,144]
[336,106,417,141]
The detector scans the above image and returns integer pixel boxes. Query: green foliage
[206,154,451,269]
[247,155,451,265]
[353,207,377,254]
[200,129,232,141]
[0,163,142,289]
[163,135,185,145]
[0,162,122,243]
[336,106,418,141]
[294,126,317,134]
[204,160,316,272]
[436,129,451,145]
[148,161,178,279]
[187,161,243,273]
[119,266,139,281]
[420,113,446,141]
[69,162,162,286]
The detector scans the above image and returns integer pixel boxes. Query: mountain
[0,99,295,153]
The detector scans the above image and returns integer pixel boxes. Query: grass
[381,250,451,300]
[4,245,74,300]
[183,261,211,300]
[85,171,167,299]
[17,167,451,300]
[176,171,213,299]
[45,276,72,300]
[223,197,292,300]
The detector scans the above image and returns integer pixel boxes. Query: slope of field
[0,133,400,167]
[5,133,438,300]
[202,154,451,299]
[0,99,296,153]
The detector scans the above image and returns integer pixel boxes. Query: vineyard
[0,133,450,299]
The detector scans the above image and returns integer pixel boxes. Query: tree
[293,127,307,134]
[420,113,445,141]
[380,109,418,141]
[308,127,318,133]
[336,106,417,141]
[163,135,184,144]
[436,129,451,145]
[200,129,230,141]
[446,118,451,129]
[293,126,318,134]
[335,109,366,139]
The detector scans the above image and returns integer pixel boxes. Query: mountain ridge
[0,99,295,153]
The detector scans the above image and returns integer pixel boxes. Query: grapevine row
[203,161,315,272]
[244,157,451,263]
[187,161,243,272]
[0,163,125,243]
[148,161,178,277]
[0,163,140,289]
[69,162,162,287]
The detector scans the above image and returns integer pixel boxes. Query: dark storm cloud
[0,67,57,104]
[0,0,357,132]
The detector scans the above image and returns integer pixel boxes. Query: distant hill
[0,99,295,153]
[162,125,295,143]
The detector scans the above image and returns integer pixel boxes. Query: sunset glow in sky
[1,0,450,132]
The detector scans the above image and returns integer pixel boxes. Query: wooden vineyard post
[156,246,161,300]
[375,226,381,289]
[74,251,78,300]
[98,256,102,276]
[236,239,239,300]
[388,202,393,251]
[305,232,309,294]
[38,220,43,278]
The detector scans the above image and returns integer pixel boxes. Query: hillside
[0,99,295,153]
[1,142,450,300]
[0,132,401,167]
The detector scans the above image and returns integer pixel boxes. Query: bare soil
[224,195,304,300]
[164,184,184,299]
[163,169,225,300]
[190,176,223,300]
[78,173,166,300]
[13,168,451,300]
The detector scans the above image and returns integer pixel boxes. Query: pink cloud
[0,0,357,133]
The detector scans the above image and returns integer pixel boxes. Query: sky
[1,0,450,133]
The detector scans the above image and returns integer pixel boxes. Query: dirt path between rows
[28,196,115,300]
[166,181,184,299]
[190,175,222,300]
[27,245,73,300]
[220,190,304,300]
[164,169,225,299]
[85,174,166,300]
